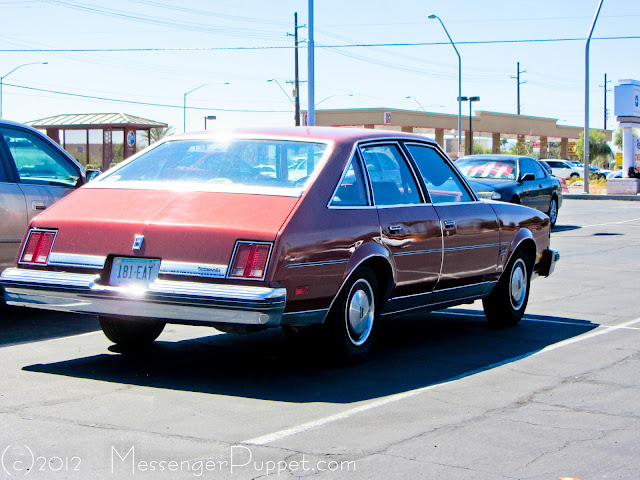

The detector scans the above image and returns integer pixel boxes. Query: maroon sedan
[1,127,558,362]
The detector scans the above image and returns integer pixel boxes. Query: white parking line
[243,316,640,446]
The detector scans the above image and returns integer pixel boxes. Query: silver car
[0,120,93,279]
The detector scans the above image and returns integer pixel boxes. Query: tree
[150,126,175,144]
[613,128,639,149]
[577,129,612,167]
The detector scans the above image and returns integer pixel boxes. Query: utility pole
[307,0,315,126]
[287,13,305,126]
[511,62,526,115]
[599,73,611,130]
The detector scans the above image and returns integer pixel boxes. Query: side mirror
[85,169,102,182]
[519,173,535,183]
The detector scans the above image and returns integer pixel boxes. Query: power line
[1,35,638,53]
[3,82,290,113]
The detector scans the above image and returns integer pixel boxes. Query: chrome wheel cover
[509,258,527,311]
[346,279,375,346]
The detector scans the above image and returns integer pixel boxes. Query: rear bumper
[536,248,560,278]
[0,268,287,326]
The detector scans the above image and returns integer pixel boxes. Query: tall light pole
[183,82,229,133]
[459,96,480,155]
[406,96,426,111]
[583,0,605,194]
[1,62,48,118]
[316,93,353,107]
[429,14,461,157]
[267,79,295,106]
[307,0,315,126]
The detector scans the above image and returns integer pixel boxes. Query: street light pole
[458,96,479,155]
[583,0,605,194]
[183,82,229,133]
[429,15,461,157]
[0,62,48,118]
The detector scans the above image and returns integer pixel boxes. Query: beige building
[312,108,612,159]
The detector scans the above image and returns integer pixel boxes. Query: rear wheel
[483,249,531,327]
[324,266,380,363]
[548,196,558,227]
[99,315,165,347]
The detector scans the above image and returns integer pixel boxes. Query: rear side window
[331,154,368,207]
[360,144,421,206]
[1,127,80,187]
[519,158,537,179]
[405,144,473,204]
[532,160,547,179]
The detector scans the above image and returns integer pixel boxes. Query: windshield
[96,138,329,196]
[456,158,517,180]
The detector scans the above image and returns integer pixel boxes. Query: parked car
[607,171,622,180]
[568,161,609,179]
[0,119,98,280]
[540,159,583,179]
[456,154,563,227]
[0,128,558,362]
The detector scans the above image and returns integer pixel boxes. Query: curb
[564,194,640,201]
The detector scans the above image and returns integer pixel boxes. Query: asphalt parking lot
[1,198,639,480]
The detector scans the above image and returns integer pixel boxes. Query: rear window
[456,158,516,180]
[96,138,329,196]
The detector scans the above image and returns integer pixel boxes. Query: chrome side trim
[160,260,227,279]
[48,253,107,269]
[285,259,349,269]
[1,268,286,326]
[393,248,442,257]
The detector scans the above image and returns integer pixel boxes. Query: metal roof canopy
[27,113,167,130]
[26,113,168,170]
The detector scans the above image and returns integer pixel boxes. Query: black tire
[569,173,580,179]
[482,249,531,327]
[99,315,165,347]
[548,196,559,227]
[510,195,521,204]
[324,266,381,363]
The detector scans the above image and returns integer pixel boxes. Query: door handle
[31,201,47,211]
[443,220,456,230]
[388,225,403,233]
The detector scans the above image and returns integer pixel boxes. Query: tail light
[228,242,272,280]
[20,230,57,265]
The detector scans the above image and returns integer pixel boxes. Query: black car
[456,154,562,227]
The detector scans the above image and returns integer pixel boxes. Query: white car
[607,171,622,180]
[540,159,583,179]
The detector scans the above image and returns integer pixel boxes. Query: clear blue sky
[1,0,638,133]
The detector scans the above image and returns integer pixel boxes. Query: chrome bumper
[0,268,287,326]
[537,248,560,277]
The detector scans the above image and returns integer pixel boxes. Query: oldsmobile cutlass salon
[0,127,558,361]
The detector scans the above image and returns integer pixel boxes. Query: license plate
[109,257,160,287]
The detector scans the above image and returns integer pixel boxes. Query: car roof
[167,126,439,145]
[458,154,532,161]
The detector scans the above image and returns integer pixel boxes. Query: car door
[531,159,552,210]
[0,150,27,273]
[0,125,83,225]
[517,158,542,210]
[359,142,442,299]
[404,143,501,293]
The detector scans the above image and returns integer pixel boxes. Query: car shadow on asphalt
[22,309,598,404]
[0,306,100,347]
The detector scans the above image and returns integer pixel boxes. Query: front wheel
[99,315,165,347]
[324,266,380,363]
[483,250,531,327]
